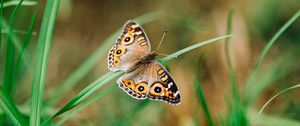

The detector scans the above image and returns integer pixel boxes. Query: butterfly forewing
[108,21,151,72]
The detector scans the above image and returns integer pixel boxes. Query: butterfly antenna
[156,30,167,51]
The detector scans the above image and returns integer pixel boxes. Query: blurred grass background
[0,0,300,125]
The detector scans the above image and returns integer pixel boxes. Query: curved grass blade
[2,18,31,68]
[194,77,214,126]
[251,84,300,125]
[248,109,300,126]
[244,10,300,105]
[12,12,36,95]
[44,35,231,124]
[246,53,294,105]
[2,0,37,8]
[30,0,60,126]
[54,84,117,126]
[224,9,234,70]
[0,88,28,126]
[48,11,165,105]
[160,35,232,62]
[0,0,3,54]
[42,71,124,125]
[2,0,24,96]
[223,9,240,103]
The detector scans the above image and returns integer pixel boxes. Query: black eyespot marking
[124,37,130,42]
[154,87,162,93]
[127,82,131,85]
[116,50,122,54]
[138,86,144,91]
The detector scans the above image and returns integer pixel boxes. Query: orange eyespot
[122,79,135,89]
[150,83,165,96]
[113,57,120,65]
[134,82,147,94]
[120,35,134,45]
[114,47,126,57]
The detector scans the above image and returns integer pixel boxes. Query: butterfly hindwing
[117,61,181,105]
[108,20,151,72]
[147,62,181,105]
[117,65,151,99]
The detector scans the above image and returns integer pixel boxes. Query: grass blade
[194,77,214,126]
[43,71,124,125]
[0,89,28,126]
[13,12,36,95]
[244,10,300,104]
[30,0,60,125]
[246,53,294,104]
[48,11,165,105]
[223,9,240,102]
[224,9,234,70]
[54,84,117,126]
[0,0,3,54]
[2,17,31,69]
[2,0,24,95]
[251,84,300,125]
[2,0,37,8]
[160,35,232,62]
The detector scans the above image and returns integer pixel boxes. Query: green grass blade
[2,18,31,68]
[251,84,300,125]
[0,0,3,54]
[48,11,165,105]
[160,35,232,62]
[43,71,123,125]
[193,77,214,126]
[246,53,294,104]
[0,89,28,126]
[2,0,24,95]
[2,0,37,8]
[224,9,234,70]
[30,0,60,126]
[13,12,36,95]
[244,10,300,103]
[224,9,240,102]
[54,85,117,126]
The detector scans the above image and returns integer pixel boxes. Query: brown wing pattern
[117,61,181,105]
[107,21,151,72]
[147,62,181,105]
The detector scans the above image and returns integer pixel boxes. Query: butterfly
[107,20,181,105]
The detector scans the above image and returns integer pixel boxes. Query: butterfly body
[135,51,157,66]
[107,20,181,105]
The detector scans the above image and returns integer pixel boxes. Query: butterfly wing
[108,20,151,72]
[117,61,181,105]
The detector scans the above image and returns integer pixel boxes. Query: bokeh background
[1,0,300,125]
